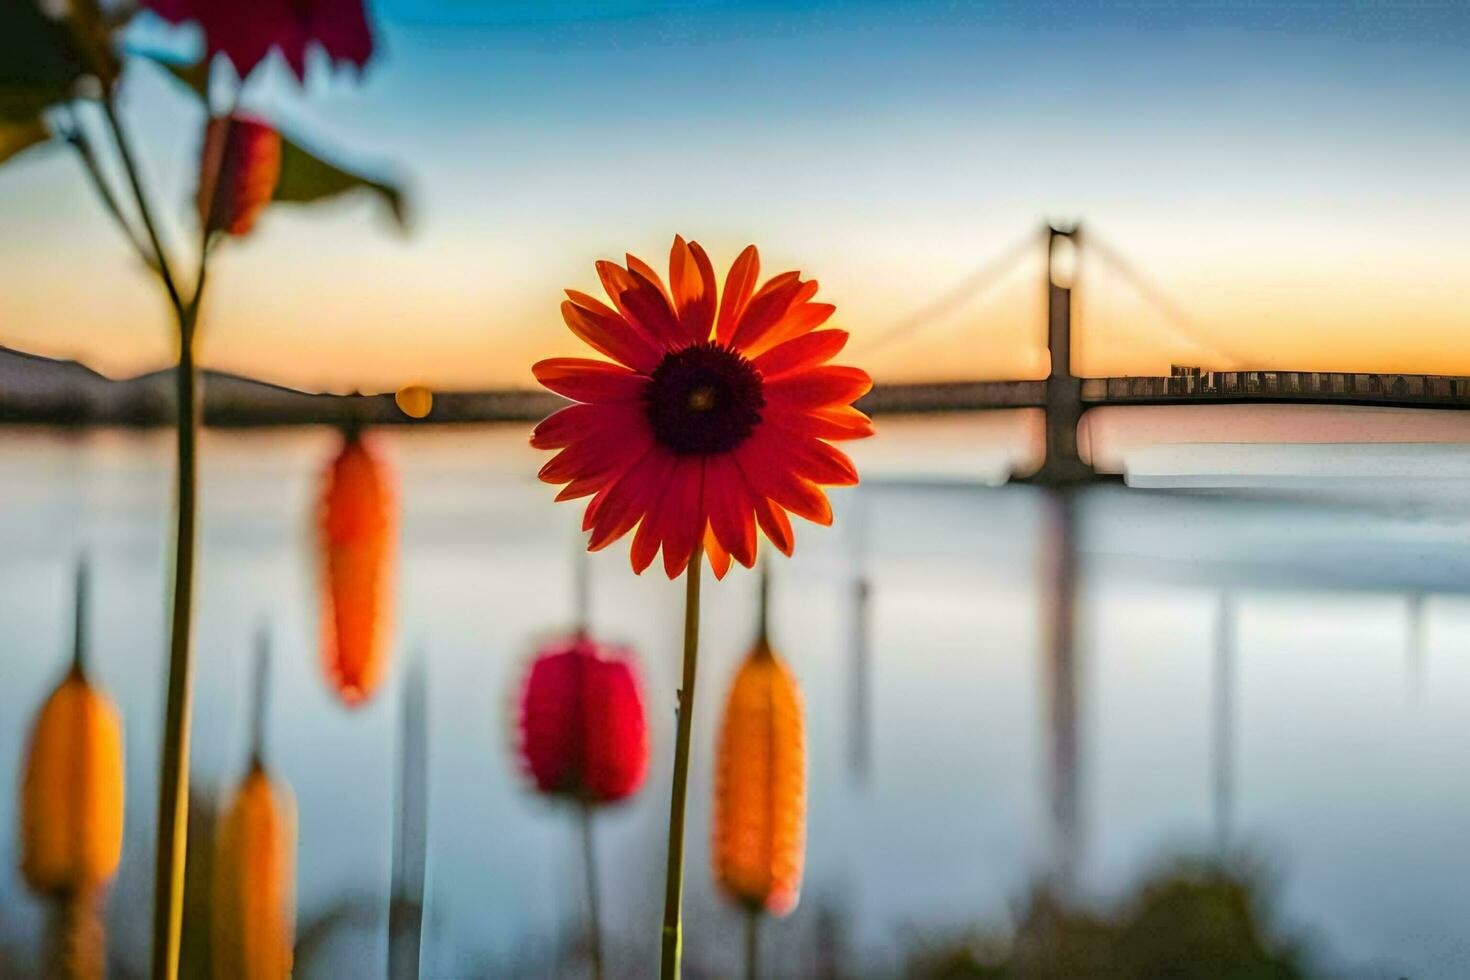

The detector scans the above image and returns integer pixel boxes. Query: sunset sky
[1,0,1467,392]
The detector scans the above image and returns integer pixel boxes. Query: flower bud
[212,764,296,980]
[712,642,806,915]
[198,114,282,237]
[20,669,125,898]
[319,430,396,705]
[518,636,649,804]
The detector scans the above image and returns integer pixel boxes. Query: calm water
[3,416,1470,977]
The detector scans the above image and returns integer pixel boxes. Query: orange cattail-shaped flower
[212,764,297,980]
[319,429,397,706]
[712,640,806,916]
[20,674,125,897]
[198,114,282,237]
[20,565,125,900]
[517,635,649,804]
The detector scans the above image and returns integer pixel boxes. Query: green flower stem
[660,556,703,978]
[94,86,211,980]
[745,906,761,980]
[149,308,199,980]
[581,803,603,980]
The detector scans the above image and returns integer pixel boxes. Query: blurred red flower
[197,114,281,237]
[518,636,648,804]
[145,0,374,81]
[532,236,873,580]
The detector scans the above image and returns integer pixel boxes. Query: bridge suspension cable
[1080,230,1250,371]
[853,223,1253,373]
[850,229,1046,360]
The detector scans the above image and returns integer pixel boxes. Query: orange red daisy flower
[532,237,873,579]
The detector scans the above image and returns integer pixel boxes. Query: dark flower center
[644,341,765,455]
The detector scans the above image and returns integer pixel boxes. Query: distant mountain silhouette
[0,345,562,426]
[0,344,992,426]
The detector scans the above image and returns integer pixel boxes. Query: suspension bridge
[9,222,1470,464]
[858,224,1470,486]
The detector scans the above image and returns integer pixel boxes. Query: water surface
[2,418,1469,976]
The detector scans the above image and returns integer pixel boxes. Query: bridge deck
[8,344,1470,424]
[1082,370,1470,410]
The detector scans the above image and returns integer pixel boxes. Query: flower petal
[704,526,732,580]
[735,430,834,526]
[749,417,862,486]
[630,512,664,575]
[538,426,650,484]
[670,236,717,343]
[765,405,874,442]
[626,454,700,576]
[533,358,648,403]
[531,404,597,450]
[531,402,644,449]
[562,293,662,373]
[630,452,691,575]
[715,245,760,345]
[752,495,794,556]
[753,330,849,381]
[598,260,684,351]
[812,404,875,432]
[308,0,375,71]
[583,444,655,532]
[764,365,873,410]
[660,457,706,578]
[705,454,758,568]
[626,253,672,305]
[588,449,674,551]
[728,272,808,354]
[740,437,834,528]
[756,301,837,354]
[769,474,832,525]
[555,474,610,501]
[787,435,860,486]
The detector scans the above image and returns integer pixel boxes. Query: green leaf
[0,117,51,165]
[0,2,91,120]
[273,134,407,229]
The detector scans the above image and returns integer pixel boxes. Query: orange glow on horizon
[2,223,1468,392]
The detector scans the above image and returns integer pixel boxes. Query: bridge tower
[1032,224,1093,486]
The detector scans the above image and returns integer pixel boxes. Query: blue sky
[2,0,1467,388]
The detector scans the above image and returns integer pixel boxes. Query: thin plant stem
[149,305,199,980]
[71,558,90,677]
[580,803,603,980]
[659,556,703,978]
[573,537,591,637]
[756,562,769,646]
[45,890,106,980]
[744,906,761,980]
[60,106,154,269]
[93,86,212,980]
[99,93,186,314]
[249,625,271,769]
